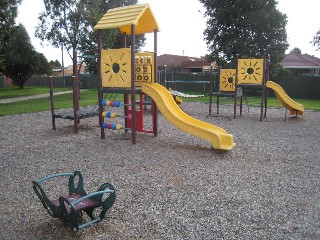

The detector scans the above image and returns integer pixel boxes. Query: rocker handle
[71,189,115,207]
[79,217,101,229]
[35,172,74,184]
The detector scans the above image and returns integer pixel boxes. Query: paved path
[0,90,76,104]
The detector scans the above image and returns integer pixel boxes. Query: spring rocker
[32,171,116,232]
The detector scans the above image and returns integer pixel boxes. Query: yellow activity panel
[220,69,236,92]
[135,52,154,86]
[237,59,264,84]
[101,48,131,88]
[101,49,155,88]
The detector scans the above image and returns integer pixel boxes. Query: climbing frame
[234,58,269,121]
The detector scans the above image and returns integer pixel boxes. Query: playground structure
[48,3,302,148]
[94,4,235,150]
[266,81,304,117]
[49,62,98,133]
[32,171,116,232]
[233,57,269,121]
[235,57,304,120]
[208,57,304,120]
[207,68,243,118]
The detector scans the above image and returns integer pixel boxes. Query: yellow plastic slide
[266,81,304,116]
[141,83,235,150]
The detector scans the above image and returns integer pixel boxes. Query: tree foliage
[0,0,22,68]
[35,0,145,74]
[49,60,62,68]
[311,29,320,51]
[0,0,21,44]
[1,25,50,88]
[289,47,302,55]
[200,0,288,74]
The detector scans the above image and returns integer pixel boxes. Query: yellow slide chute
[141,83,235,150]
[266,81,304,116]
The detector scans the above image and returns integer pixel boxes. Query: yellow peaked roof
[94,3,160,34]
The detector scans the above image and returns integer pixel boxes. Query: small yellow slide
[266,81,304,116]
[141,83,235,150]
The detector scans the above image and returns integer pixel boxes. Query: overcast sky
[17,0,320,66]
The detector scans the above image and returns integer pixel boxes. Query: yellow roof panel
[94,3,160,34]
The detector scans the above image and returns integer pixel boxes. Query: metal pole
[49,76,56,130]
[208,66,214,116]
[264,54,271,118]
[97,30,105,139]
[130,25,136,144]
[61,45,65,90]
[234,55,239,119]
[216,68,220,114]
[153,29,158,137]
[164,65,167,88]
[260,58,266,121]
[72,49,79,133]
[123,34,128,132]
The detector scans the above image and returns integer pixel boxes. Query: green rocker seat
[32,171,116,232]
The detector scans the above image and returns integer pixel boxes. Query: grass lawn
[0,88,122,116]
[183,93,320,110]
[220,96,318,109]
[0,87,71,99]
[0,87,319,116]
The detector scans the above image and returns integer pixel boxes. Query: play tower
[94,4,160,144]
[94,4,234,150]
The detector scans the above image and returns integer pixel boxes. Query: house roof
[281,53,320,69]
[157,54,209,67]
[181,60,211,69]
[94,3,159,34]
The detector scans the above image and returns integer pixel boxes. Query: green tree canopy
[0,0,21,44]
[200,0,288,74]
[311,29,320,51]
[0,0,22,68]
[1,24,50,88]
[35,0,144,75]
[49,60,61,68]
[289,48,302,55]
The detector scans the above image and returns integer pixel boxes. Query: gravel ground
[0,102,319,240]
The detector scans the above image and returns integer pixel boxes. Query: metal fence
[158,72,213,95]
[272,75,320,99]
[0,75,4,88]
[23,75,100,89]
[20,73,213,94]
[1,73,320,99]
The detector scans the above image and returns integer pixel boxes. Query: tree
[49,60,62,68]
[1,24,50,88]
[289,48,302,55]
[35,0,145,75]
[200,0,288,74]
[311,29,320,51]
[0,0,22,69]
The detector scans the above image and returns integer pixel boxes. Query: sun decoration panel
[220,69,236,92]
[101,48,131,88]
[135,52,154,86]
[237,59,264,84]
